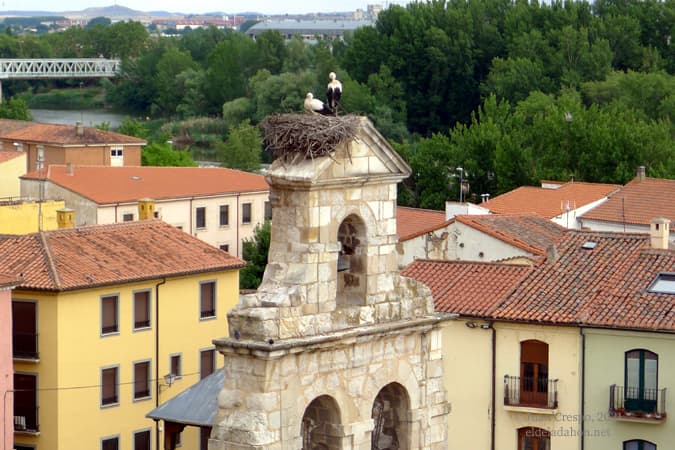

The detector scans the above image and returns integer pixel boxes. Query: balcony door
[625,349,658,413]
[518,427,550,450]
[12,301,37,359]
[14,373,38,432]
[520,340,548,407]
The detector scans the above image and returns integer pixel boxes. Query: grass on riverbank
[19,86,108,110]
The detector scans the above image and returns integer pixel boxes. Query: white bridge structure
[0,58,121,101]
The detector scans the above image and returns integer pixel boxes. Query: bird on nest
[304,92,333,116]
[326,72,342,116]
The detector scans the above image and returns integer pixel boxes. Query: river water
[30,109,128,129]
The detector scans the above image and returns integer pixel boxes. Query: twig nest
[261,114,360,161]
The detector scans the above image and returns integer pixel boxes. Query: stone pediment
[265,116,411,188]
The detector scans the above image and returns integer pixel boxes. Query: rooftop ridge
[38,232,62,289]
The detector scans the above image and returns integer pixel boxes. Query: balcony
[12,332,39,360]
[504,375,559,410]
[609,384,667,422]
[13,406,39,434]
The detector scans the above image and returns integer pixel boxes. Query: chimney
[650,217,671,250]
[546,244,559,263]
[137,198,156,220]
[637,166,646,182]
[56,208,75,229]
[66,162,74,176]
[481,193,490,203]
[75,121,84,137]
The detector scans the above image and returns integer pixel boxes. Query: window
[101,366,119,406]
[134,290,151,330]
[625,349,658,413]
[649,272,675,294]
[264,201,272,221]
[134,429,151,450]
[14,373,38,432]
[518,427,550,450]
[134,361,151,400]
[520,340,549,407]
[123,213,134,222]
[219,244,229,253]
[242,203,252,224]
[102,436,119,450]
[624,440,656,450]
[219,205,229,226]
[14,446,35,450]
[101,295,119,335]
[200,281,216,319]
[12,301,38,359]
[170,354,182,378]
[200,349,215,379]
[196,207,206,229]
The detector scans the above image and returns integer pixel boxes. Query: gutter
[580,327,586,450]
[490,321,496,450]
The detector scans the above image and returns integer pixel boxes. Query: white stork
[326,72,342,115]
[304,93,332,115]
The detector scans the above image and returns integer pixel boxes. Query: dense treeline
[1,0,674,207]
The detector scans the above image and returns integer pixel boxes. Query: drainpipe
[580,327,586,450]
[155,277,166,450]
[490,321,496,450]
[236,193,240,257]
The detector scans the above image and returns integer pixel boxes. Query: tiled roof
[0,150,23,163]
[0,119,146,146]
[22,165,270,204]
[494,231,675,331]
[0,220,244,291]
[401,260,532,316]
[0,272,21,288]
[455,214,566,256]
[396,206,451,241]
[481,182,620,218]
[580,177,675,225]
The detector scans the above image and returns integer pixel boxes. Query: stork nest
[260,114,361,161]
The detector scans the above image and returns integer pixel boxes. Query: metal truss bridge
[0,58,121,79]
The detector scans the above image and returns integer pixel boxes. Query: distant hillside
[0,4,261,18]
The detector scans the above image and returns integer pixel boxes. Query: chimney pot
[637,166,646,182]
[66,162,74,176]
[137,198,156,220]
[546,244,559,263]
[56,208,75,229]
[76,121,84,137]
[650,217,671,250]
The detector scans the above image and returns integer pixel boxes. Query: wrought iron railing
[504,375,559,409]
[609,384,666,420]
[12,332,39,359]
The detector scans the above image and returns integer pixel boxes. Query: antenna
[622,196,626,232]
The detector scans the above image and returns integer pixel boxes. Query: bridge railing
[0,58,121,79]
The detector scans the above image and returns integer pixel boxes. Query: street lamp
[456,167,465,203]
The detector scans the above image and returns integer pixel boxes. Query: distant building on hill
[246,19,373,42]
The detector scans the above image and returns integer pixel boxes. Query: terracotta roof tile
[0,220,244,291]
[494,231,675,330]
[401,259,532,316]
[0,119,146,146]
[581,177,675,225]
[0,150,23,163]
[0,271,21,287]
[396,206,451,241]
[22,165,270,204]
[481,182,620,218]
[455,214,566,256]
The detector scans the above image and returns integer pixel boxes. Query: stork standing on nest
[304,93,332,115]
[326,72,342,116]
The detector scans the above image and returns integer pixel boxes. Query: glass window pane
[626,355,640,388]
[134,291,150,329]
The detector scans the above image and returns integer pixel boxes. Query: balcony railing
[609,384,667,420]
[504,375,559,409]
[12,332,39,359]
[13,406,39,432]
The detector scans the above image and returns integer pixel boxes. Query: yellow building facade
[0,150,26,198]
[3,220,244,450]
[0,199,64,234]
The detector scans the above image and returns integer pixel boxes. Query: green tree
[482,57,554,104]
[0,97,32,120]
[249,69,316,121]
[240,220,271,290]
[222,97,255,128]
[116,117,148,139]
[153,47,198,116]
[255,31,287,74]
[216,119,261,172]
[141,142,197,166]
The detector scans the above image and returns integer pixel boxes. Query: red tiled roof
[0,271,21,288]
[401,259,532,316]
[0,150,23,163]
[0,220,244,291]
[22,165,270,204]
[494,231,675,330]
[580,177,675,225]
[396,206,451,241]
[481,182,620,218]
[455,214,566,256]
[0,119,146,146]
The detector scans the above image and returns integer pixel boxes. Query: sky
[1,0,413,15]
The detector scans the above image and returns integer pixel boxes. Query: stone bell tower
[210,116,448,450]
